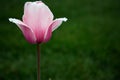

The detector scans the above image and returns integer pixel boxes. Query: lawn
[0,0,120,80]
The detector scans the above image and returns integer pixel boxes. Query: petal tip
[8,18,18,23]
[56,17,68,22]
[34,1,42,3]
[8,18,24,25]
[30,1,44,6]
[8,18,13,22]
[63,17,68,22]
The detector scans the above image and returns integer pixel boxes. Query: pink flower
[9,1,67,44]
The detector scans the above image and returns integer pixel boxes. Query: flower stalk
[37,44,40,80]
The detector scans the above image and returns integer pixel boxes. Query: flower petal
[9,18,36,44]
[43,17,67,42]
[51,18,68,32]
[23,1,53,31]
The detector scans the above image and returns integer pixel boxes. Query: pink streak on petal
[35,29,45,44]
[9,18,36,44]
[51,18,68,32]
[43,25,52,42]
[23,1,54,43]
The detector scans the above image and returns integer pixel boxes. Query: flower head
[9,1,67,44]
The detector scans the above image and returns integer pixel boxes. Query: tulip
[9,1,67,44]
[9,1,67,80]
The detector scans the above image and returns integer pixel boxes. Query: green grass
[0,0,120,80]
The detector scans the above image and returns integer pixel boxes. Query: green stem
[37,44,40,80]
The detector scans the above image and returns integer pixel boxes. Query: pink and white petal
[9,18,36,44]
[51,17,68,32]
[23,1,54,31]
[43,17,67,42]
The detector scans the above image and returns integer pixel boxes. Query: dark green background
[0,0,120,80]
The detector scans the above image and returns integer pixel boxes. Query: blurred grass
[0,0,120,80]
